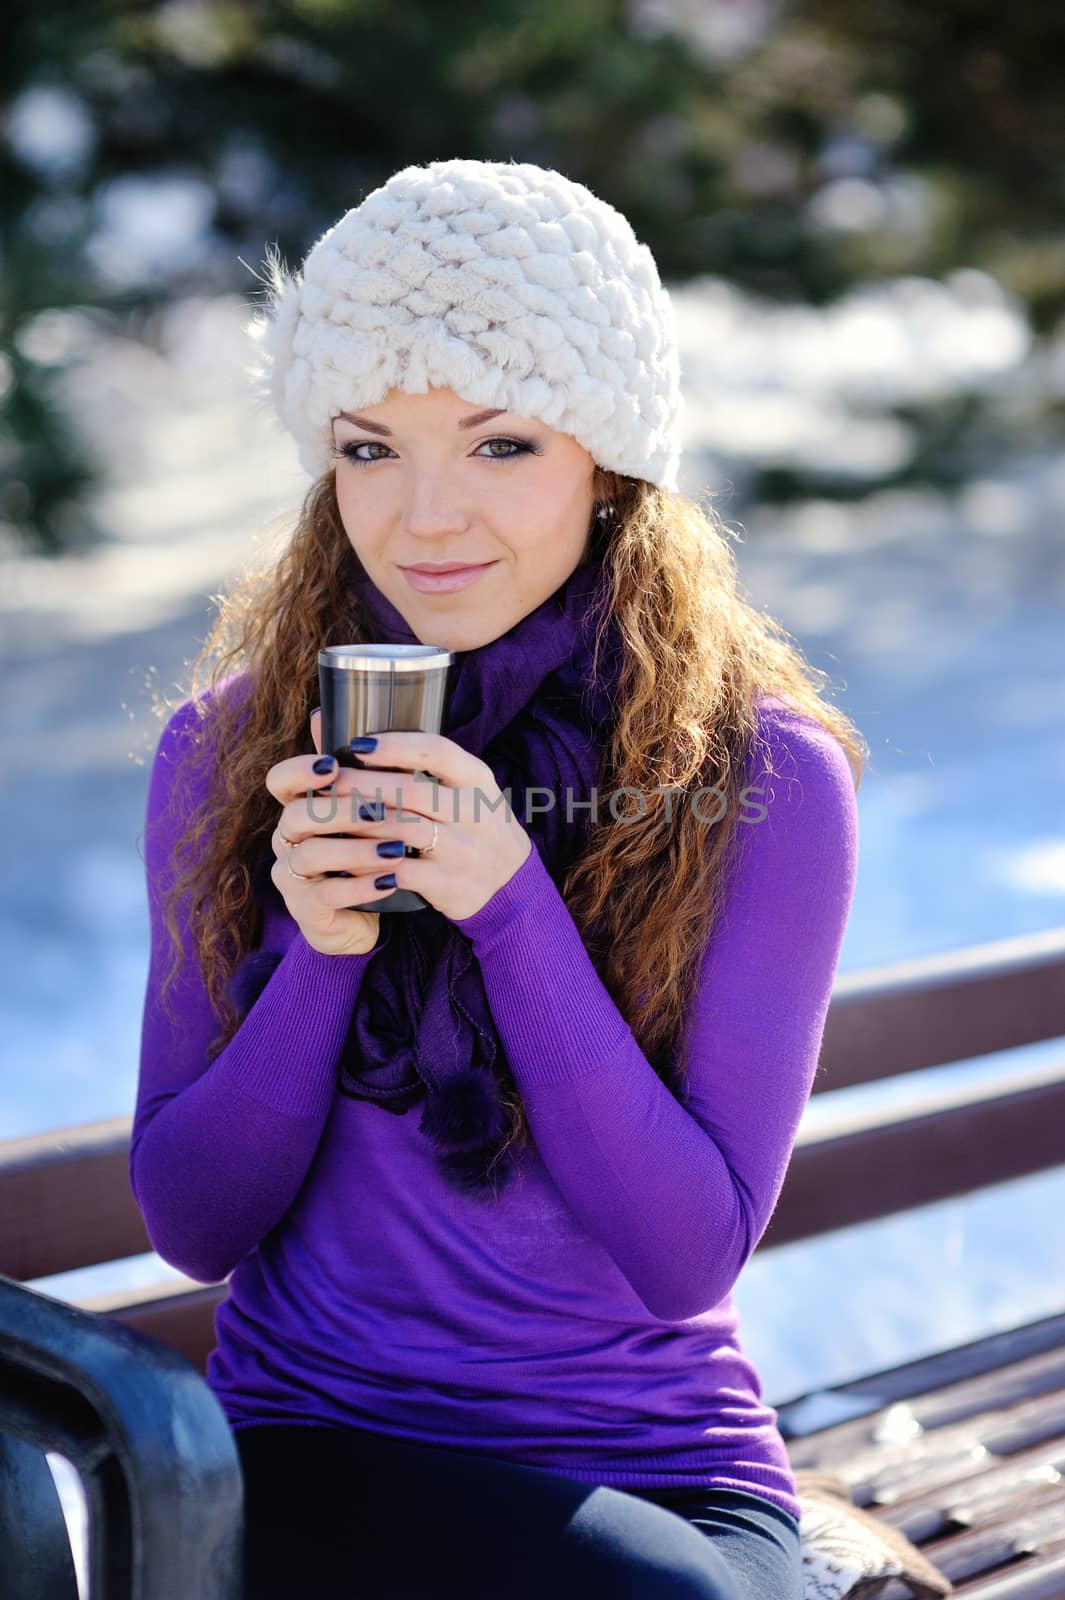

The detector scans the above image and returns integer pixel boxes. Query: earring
[596,503,616,520]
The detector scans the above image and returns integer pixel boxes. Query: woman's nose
[402,489,469,536]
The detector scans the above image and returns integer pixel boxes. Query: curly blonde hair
[148,464,867,1184]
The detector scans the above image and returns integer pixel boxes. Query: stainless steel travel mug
[318,644,453,912]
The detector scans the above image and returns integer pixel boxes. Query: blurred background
[3,0,1064,1435]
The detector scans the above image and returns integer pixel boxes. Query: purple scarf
[233,557,623,1198]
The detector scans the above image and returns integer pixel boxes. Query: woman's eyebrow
[334,408,508,436]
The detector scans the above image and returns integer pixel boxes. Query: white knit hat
[245,158,684,491]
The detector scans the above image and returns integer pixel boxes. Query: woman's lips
[399,562,499,594]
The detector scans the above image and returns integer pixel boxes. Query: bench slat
[0,1120,147,1279]
[940,1545,1065,1598]
[925,1496,1065,1583]
[819,928,1065,1090]
[881,1450,1065,1543]
[763,1072,1065,1247]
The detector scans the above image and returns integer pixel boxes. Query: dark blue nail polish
[312,755,336,774]
[374,872,397,890]
[376,840,404,858]
[358,802,386,822]
[350,735,378,754]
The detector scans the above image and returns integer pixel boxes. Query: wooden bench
[2,925,1064,1597]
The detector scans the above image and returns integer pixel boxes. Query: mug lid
[319,644,453,672]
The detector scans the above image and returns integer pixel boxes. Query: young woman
[134,158,865,1599]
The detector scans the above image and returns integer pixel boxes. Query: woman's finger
[270,824,339,875]
[264,750,341,805]
[269,853,394,909]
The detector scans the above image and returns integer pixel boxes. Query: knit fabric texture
[245,158,684,490]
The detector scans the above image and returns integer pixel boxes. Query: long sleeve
[452,705,859,1322]
[131,691,376,1285]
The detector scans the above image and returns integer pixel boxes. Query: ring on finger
[278,826,298,848]
[409,817,439,859]
[286,848,317,882]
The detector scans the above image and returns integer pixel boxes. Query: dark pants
[233,1422,803,1599]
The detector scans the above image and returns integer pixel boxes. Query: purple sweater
[132,684,858,1521]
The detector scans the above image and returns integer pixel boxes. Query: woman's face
[331,385,598,650]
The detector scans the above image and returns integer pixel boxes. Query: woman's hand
[279,724,534,926]
[265,711,388,956]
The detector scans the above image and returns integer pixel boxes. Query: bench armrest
[0,1273,242,1599]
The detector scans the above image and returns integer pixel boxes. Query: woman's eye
[475,437,531,460]
[332,440,392,464]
